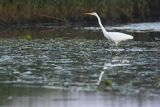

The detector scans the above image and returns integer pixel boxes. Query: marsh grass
[0,0,160,24]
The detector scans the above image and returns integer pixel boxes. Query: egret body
[85,12,133,46]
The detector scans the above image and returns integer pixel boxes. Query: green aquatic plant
[24,34,32,41]
[104,79,113,86]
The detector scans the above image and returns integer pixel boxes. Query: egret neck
[94,14,109,39]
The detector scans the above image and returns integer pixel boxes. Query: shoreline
[0,0,160,25]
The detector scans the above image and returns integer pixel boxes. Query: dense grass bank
[0,0,160,25]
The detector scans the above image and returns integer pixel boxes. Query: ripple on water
[0,39,160,96]
[83,22,160,32]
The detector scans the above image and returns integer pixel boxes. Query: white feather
[86,12,133,46]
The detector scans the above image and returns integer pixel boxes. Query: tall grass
[0,0,160,24]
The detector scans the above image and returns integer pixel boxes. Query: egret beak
[85,13,92,15]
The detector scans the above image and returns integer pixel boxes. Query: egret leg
[104,41,112,62]
[108,42,113,62]
[120,44,129,55]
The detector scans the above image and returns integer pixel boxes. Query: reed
[0,0,159,24]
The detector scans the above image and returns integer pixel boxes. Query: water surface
[0,85,160,107]
[0,22,160,107]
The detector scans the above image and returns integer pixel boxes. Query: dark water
[0,86,160,107]
[0,22,160,107]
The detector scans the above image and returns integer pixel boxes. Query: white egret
[85,12,133,46]
[85,12,133,85]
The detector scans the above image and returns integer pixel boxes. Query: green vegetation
[0,0,160,24]
[24,34,32,41]
[104,80,113,86]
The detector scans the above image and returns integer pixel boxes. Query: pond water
[0,22,160,107]
[0,86,160,107]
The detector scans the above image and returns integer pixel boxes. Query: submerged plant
[24,34,32,41]
[104,79,113,86]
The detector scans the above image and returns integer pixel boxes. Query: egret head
[85,12,97,16]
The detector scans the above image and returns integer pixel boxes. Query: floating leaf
[104,80,113,86]
[24,35,32,41]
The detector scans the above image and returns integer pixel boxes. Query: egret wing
[107,32,133,43]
